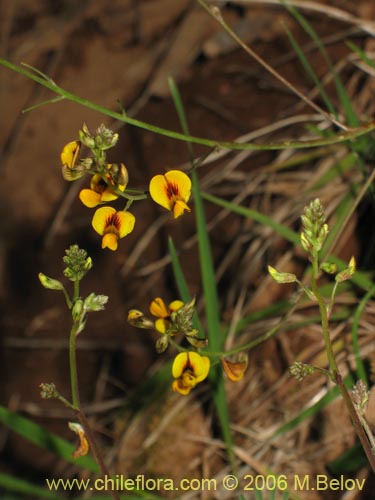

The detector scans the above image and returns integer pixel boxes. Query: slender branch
[195,0,347,131]
[311,259,375,472]
[1,58,375,151]
[69,322,80,409]
[76,409,121,500]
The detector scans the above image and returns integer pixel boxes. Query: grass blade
[0,473,65,500]
[168,78,234,464]
[0,405,99,472]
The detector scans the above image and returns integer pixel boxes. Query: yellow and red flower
[149,297,184,334]
[92,206,135,251]
[79,164,128,208]
[172,351,210,395]
[149,170,191,219]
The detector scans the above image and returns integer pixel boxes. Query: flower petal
[92,206,116,235]
[172,352,189,378]
[61,141,80,168]
[169,300,184,312]
[150,297,169,318]
[79,189,102,208]
[187,351,210,383]
[154,318,169,334]
[102,233,118,251]
[116,211,136,238]
[149,175,172,211]
[165,170,191,202]
[173,199,190,219]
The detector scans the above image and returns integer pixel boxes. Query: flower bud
[267,265,297,284]
[84,293,108,312]
[72,299,84,321]
[40,382,59,399]
[289,361,315,381]
[335,256,356,283]
[79,123,96,149]
[38,273,65,291]
[320,262,338,274]
[155,335,169,353]
[127,309,154,329]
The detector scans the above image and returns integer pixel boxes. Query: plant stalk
[311,259,375,472]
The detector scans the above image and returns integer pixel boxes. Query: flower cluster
[128,296,248,395]
[60,124,192,250]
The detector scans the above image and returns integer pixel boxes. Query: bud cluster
[289,361,316,381]
[63,245,93,282]
[300,198,329,255]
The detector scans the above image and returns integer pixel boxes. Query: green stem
[1,58,375,151]
[69,322,80,409]
[311,256,375,472]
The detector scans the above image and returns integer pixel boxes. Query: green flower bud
[155,335,169,354]
[335,256,356,283]
[38,272,65,291]
[79,123,96,149]
[83,293,108,312]
[289,361,316,381]
[320,262,338,274]
[267,265,297,284]
[40,382,59,399]
[72,299,84,321]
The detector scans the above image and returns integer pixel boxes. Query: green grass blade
[346,41,375,70]
[282,1,360,128]
[352,284,375,385]
[272,372,354,438]
[168,236,205,336]
[0,405,99,472]
[202,191,300,246]
[328,443,367,474]
[0,473,65,500]
[168,237,192,302]
[203,190,373,291]
[284,24,336,117]
[168,78,234,464]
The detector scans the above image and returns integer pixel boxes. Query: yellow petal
[116,211,136,238]
[154,318,168,334]
[149,174,172,211]
[79,189,102,208]
[172,379,192,395]
[92,206,116,235]
[169,300,184,312]
[173,199,190,219]
[150,297,169,318]
[102,233,118,251]
[172,352,189,378]
[100,188,119,202]
[188,352,210,383]
[61,141,80,168]
[165,170,191,202]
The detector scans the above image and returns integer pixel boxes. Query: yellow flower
[172,352,210,395]
[149,170,191,218]
[79,164,128,208]
[61,141,81,168]
[92,206,135,251]
[149,297,184,334]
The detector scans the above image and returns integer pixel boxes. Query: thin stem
[195,0,347,131]
[311,255,375,472]
[69,322,80,409]
[1,58,374,151]
[76,409,121,500]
